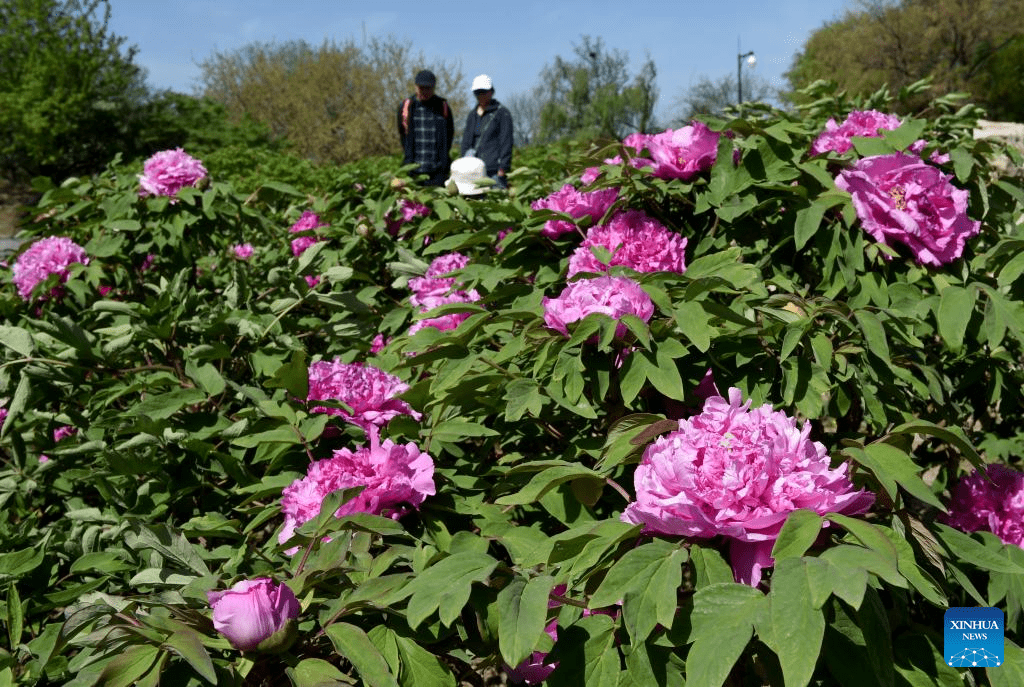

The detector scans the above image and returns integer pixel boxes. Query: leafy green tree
[785,0,1024,118]
[533,36,658,143]
[0,0,147,181]
[197,36,465,165]
[672,72,777,122]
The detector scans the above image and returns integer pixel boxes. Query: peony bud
[207,578,300,652]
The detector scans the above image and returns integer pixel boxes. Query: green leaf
[124,525,211,576]
[549,614,619,687]
[404,552,499,628]
[936,285,975,352]
[765,558,825,687]
[0,325,34,357]
[497,575,556,666]
[129,387,207,420]
[287,658,351,687]
[690,545,735,588]
[162,625,217,684]
[686,583,765,687]
[185,360,227,396]
[673,301,712,352]
[325,623,400,687]
[935,524,1024,574]
[771,510,824,560]
[97,645,161,687]
[886,420,984,472]
[6,583,22,648]
[266,350,308,398]
[845,443,945,510]
[394,634,455,687]
[429,419,499,442]
[989,637,1024,686]
[854,309,890,364]
[496,465,604,506]
[0,547,44,578]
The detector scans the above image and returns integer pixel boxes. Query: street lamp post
[737,49,756,104]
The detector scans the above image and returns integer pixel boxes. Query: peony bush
[2,81,1024,687]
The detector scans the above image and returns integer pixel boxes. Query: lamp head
[746,53,757,68]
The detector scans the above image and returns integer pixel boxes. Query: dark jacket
[397,94,455,182]
[460,99,513,176]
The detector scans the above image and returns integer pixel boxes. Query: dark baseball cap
[414,70,436,87]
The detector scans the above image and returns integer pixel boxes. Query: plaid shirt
[398,95,454,182]
[412,102,437,169]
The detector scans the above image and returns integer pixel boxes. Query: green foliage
[534,36,658,143]
[0,0,147,181]
[1,82,1024,686]
[197,36,466,165]
[784,0,1024,118]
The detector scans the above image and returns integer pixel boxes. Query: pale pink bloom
[810,110,902,156]
[306,360,420,434]
[232,243,254,260]
[12,236,89,302]
[408,291,480,335]
[38,455,50,464]
[138,148,208,198]
[580,167,602,185]
[531,185,619,239]
[207,578,299,652]
[407,253,482,334]
[289,211,328,257]
[622,387,874,586]
[53,425,76,442]
[836,152,980,266]
[543,276,654,339]
[638,122,722,180]
[907,139,951,165]
[567,210,687,277]
[279,439,435,546]
[943,464,1024,547]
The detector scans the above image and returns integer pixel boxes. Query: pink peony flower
[289,211,328,257]
[943,464,1024,547]
[0,407,7,427]
[531,185,620,238]
[567,210,687,277]
[279,439,435,546]
[306,360,421,435]
[407,253,482,334]
[580,167,602,185]
[543,276,654,339]
[38,454,50,463]
[138,148,208,198]
[12,236,89,302]
[622,387,874,586]
[370,333,390,354]
[232,243,254,260]
[206,578,299,652]
[810,110,903,156]
[636,122,722,181]
[835,152,980,266]
[386,199,431,236]
[53,425,76,442]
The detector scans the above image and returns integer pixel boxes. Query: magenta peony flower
[636,122,722,181]
[138,148,208,198]
[53,425,76,442]
[407,252,482,335]
[0,407,7,427]
[567,210,687,278]
[531,184,619,238]
[580,167,602,185]
[943,464,1024,547]
[370,333,390,354]
[232,243,254,260]
[289,211,328,257]
[279,439,435,546]
[622,387,874,586]
[307,360,421,435]
[543,276,654,338]
[386,199,431,236]
[810,110,903,156]
[836,152,980,266]
[12,236,89,302]
[207,578,299,652]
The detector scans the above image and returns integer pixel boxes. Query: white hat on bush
[448,156,488,195]
[471,74,493,92]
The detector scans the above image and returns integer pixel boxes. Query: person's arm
[459,111,473,157]
[496,106,514,174]
[397,101,409,162]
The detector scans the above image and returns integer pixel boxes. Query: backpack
[401,97,449,135]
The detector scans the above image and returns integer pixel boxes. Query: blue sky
[107,0,852,123]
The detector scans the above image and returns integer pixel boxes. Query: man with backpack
[460,74,514,189]
[398,70,455,187]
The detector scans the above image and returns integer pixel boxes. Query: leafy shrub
[2,82,1024,687]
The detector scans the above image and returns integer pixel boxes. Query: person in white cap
[460,74,514,189]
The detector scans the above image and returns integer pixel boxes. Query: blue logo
[945,607,1004,667]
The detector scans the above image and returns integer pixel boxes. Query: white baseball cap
[471,74,493,92]
[447,156,488,195]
